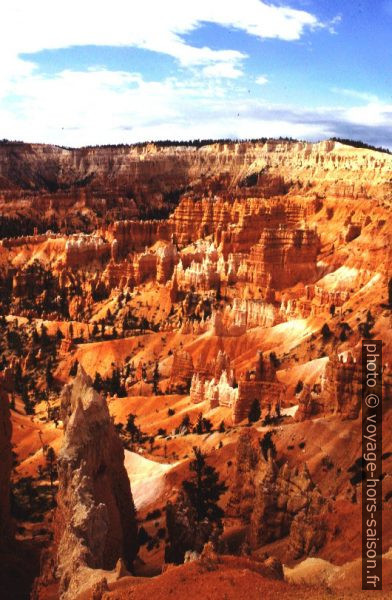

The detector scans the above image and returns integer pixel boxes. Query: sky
[1,0,392,147]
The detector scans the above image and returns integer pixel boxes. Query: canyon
[0,138,391,599]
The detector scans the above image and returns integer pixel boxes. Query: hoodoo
[2,139,391,599]
[34,366,138,600]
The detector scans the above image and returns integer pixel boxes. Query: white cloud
[0,1,348,146]
[331,87,379,103]
[0,0,323,87]
[2,62,391,148]
[344,102,392,127]
[202,62,243,79]
[255,75,269,85]
[1,1,322,54]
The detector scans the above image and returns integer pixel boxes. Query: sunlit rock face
[2,139,391,228]
[35,366,138,600]
[3,138,392,599]
[64,234,110,268]
[246,227,321,293]
[1,139,389,197]
[295,351,364,422]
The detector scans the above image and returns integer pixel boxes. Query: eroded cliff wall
[1,140,391,202]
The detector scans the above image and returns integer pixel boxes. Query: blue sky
[1,0,392,147]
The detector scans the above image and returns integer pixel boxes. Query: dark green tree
[339,329,347,342]
[6,329,23,355]
[69,359,78,377]
[182,446,227,523]
[358,310,375,339]
[179,413,191,433]
[194,412,212,434]
[45,446,57,503]
[259,431,277,461]
[93,371,103,391]
[40,323,50,347]
[152,361,160,394]
[195,412,204,434]
[126,413,141,442]
[21,386,34,415]
[269,352,280,369]
[45,360,54,389]
[248,398,261,423]
[294,380,304,395]
[32,328,40,345]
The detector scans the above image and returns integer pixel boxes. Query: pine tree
[21,386,34,415]
[93,371,103,391]
[40,323,50,347]
[69,359,78,377]
[294,380,303,394]
[259,431,277,461]
[152,361,160,394]
[45,446,57,503]
[358,310,375,339]
[182,446,227,523]
[126,413,141,442]
[202,417,213,433]
[14,362,23,393]
[248,398,261,423]
[195,412,204,434]
[110,367,121,395]
[45,361,54,389]
[32,328,40,345]
[339,329,347,342]
[180,413,191,433]
[269,352,280,368]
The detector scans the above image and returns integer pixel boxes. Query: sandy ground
[124,451,180,511]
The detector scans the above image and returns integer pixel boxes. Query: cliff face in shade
[165,492,215,565]
[228,430,328,560]
[35,366,138,600]
[249,457,327,558]
[0,386,12,546]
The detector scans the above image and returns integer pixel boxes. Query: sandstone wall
[247,227,320,292]
[2,141,391,204]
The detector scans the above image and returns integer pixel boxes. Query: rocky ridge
[34,366,138,600]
